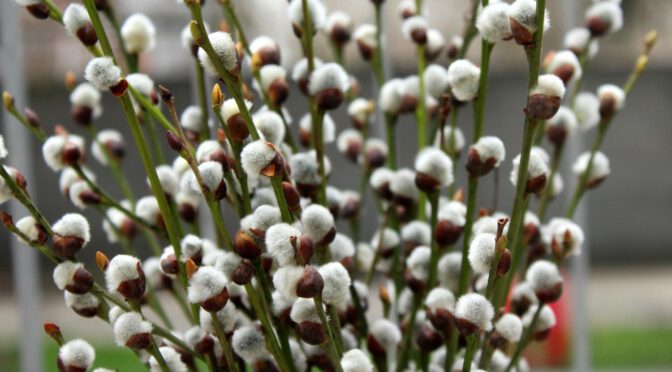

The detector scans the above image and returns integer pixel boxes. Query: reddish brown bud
[125,332,152,350]
[161,254,179,275]
[416,324,443,352]
[166,131,184,152]
[436,220,463,247]
[509,18,535,47]
[411,29,428,44]
[26,4,50,20]
[535,282,563,303]
[282,181,301,212]
[95,251,109,272]
[201,287,229,312]
[296,266,324,298]
[268,78,289,107]
[356,40,375,61]
[65,267,94,294]
[53,235,85,259]
[525,174,547,195]
[227,114,250,142]
[466,148,497,177]
[24,108,41,128]
[297,321,326,345]
[454,317,479,336]
[367,334,387,357]
[586,16,610,37]
[61,142,83,167]
[527,94,561,120]
[186,258,198,279]
[552,64,576,86]
[44,322,64,345]
[415,172,441,194]
[76,24,99,46]
[315,88,344,111]
[497,249,512,277]
[427,308,454,335]
[234,229,262,259]
[116,262,146,300]
[231,260,255,285]
[110,79,129,97]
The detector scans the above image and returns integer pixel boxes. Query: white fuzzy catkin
[53,213,90,244]
[195,161,224,194]
[180,106,203,132]
[564,28,599,58]
[547,50,583,83]
[415,147,454,187]
[472,136,506,167]
[309,62,350,95]
[371,228,400,251]
[330,233,356,262]
[58,339,95,370]
[408,246,431,281]
[495,314,524,342]
[425,287,456,312]
[249,35,278,55]
[187,266,228,304]
[70,83,102,118]
[15,216,41,244]
[232,325,267,361]
[477,2,512,43]
[256,65,286,94]
[401,16,428,41]
[531,74,566,98]
[597,84,626,111]
[397,0,417,18]
[181,22,210,52]
[63,4,90,38]
[426,29,446,56]
[53,261,84,290]
[455,293,495,331]
[325,11,352,35]
[546,218,585,256]
[438,201,467,226]
[390,168,420,200]
[574,92,600,131]
[347,98,373,126]
[379,78,406,114]
[240,140,277,177]
[290,151,330,186]
[436,126,466,154]
[585,1,623,35]
[369,167,395,190]
[401,221,431,247]
[508,0,550,33]
[423,64,449,99]
[292,57,324,83]
[369,319,402,351]
[142,258,164,290]
[92,129,122,165]
[105,255,142,294]
[319,262,351,305]
[273,265,305,299]
[341,349,374,372]
[546,106,578,137]
[198,32,238,75]
[468,233,497,274]
[301,204,335,243]
[84,57,121,90]
[0,167,18,204]
[337,129,363,156]
[526,260,562,293]
[353,23,377,49]
[290,297,321,324]
[121,13,156,54]
[266,223,301,266]
[126,73,154,100]
[253,111,286,145]
[42,134,85,172]
[200,302,238,334]
[510,148,549,186]
[288,0,327,31]
[149,347,187,372]
[572,151,610,183]
[512,281,538,305]
[447,59,481,101]
[523,305,556,332]
[299,113,336,144]
[64,291,99,312]
[113,312,152,347]
[135,196,160,226]
[150,165,178,197]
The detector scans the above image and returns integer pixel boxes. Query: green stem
[494,0,547,309]
[244,283,291,371]
[372,2,386,86]
[144,115,167,165]
[0,166,53,236]
[210,311,240,372]
[565,123,606,218]
[416,43,428,221]
[194,60,211,141]
[458,176,478,295]
[314,295,344,371]
[458,0,481,58]
[537,142,565,220]
[4,106,46,141]
[148,337,170,372]
[505,303,544,372]
[312,109,328,205]
[396,295,422,372]
[271,175,293,223]
[385,113,398,169]
[461,335,477,372]
[426,192,440,288]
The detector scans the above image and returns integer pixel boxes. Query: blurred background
[1,0,671,370]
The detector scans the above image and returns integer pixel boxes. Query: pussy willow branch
[458,0,482,59]
[372,2,386,86]
[82,0,193,313]
[505,302,544,372]
[457,39,494,296]
[495,0,548,310]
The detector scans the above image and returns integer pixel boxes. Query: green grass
[1,328,671,370]
[592,328,672,368]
